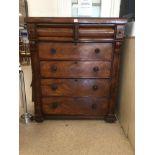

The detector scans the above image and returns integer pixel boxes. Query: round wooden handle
[50,48,56,54]
[51,84,58,91]
[95,48,100,54]
[92,85,98,90]
[93,66,99,72]
[51,66,57,72]
[51,102,58,109]
[92,103,97,109]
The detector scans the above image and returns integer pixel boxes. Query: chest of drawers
[26,17,127,123]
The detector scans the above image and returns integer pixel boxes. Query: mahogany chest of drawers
[26,17,127,123]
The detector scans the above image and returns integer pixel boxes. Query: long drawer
[42,97,109,116]
[41,79,110,97]
[38,43,113,61]
[40,61,111,78]
[36,24,74,41]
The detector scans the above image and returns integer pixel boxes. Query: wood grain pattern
[79,25,114,40]
[36,24,74,41]
[40,61,111,78]
[26,17,127,122]
[41,79,110,97]
[38,37,74,41]
[42,97,109,115]
[38,43,113,61]
[108,42,122,115]
[37,28,73,37]
[26,17,128,24]
[29,33,43,122]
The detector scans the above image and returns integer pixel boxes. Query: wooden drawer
[36,24,74,41]
[41,79,110,97]
[42,97,109,116]
[38,43,113,61]
[40,61,111,78]
[79,24,115,41]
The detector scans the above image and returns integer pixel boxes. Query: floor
[19,65,134,155]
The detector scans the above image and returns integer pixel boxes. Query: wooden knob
[92,85,98,90]
[92,103,97,109]
[93,66,99,72]
[51,66,57,72]
[50,48,56,54]
[51,102,58,109]
[95,48,100,54]
[51,84,58,91]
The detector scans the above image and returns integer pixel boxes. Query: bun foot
[104,114,117,123]
[34,115,44,123]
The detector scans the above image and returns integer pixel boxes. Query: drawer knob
[51,102,58,109]
[92,103,97,109]
[50,48,56,54]
[93,66,99,72]
[92,85,98,91]
[51,84,58,91]
[51,66,57,72]
[95,48,100,54]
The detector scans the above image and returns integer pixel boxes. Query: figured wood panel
[42,97,109,115]
[37,28,73,37]
[38,43,113,61]
[36,24,74,41]
[79,25,115,41]
[40,61,111,78]
[41,79,110,97]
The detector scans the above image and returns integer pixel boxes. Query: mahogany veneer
[26,17,127,123]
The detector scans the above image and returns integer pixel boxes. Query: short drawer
[79,24,115,41]
[41,79,110,97]
[36,24,74,41]
[40,61,111,78]
[38,43,113,61]
[42,97,109,116]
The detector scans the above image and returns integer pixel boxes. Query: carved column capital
[116,25,126,39]
[27,24,36,39]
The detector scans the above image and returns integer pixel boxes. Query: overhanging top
[25,17,128,24]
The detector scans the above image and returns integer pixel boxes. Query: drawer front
[79,24,115,41]
[36,24,74,41]
[41,79,110,97]
[38,43,113,61]
[42,97,109,115]
[40,61,111,78]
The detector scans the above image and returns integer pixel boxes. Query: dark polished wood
[25,17,127,24]
[40,61,111,78]
[38,43,113,61]
[26,17,127,123]
[42,97,109,115]
[41,79,110,97]
[79,25,115,41]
